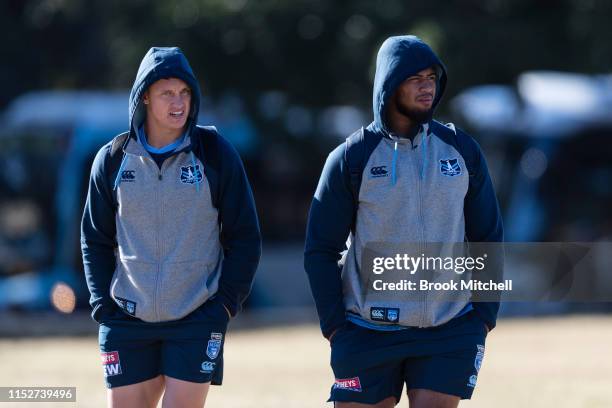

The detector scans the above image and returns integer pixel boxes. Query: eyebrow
[410,72,437,78]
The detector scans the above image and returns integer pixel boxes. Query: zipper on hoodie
[409,133,428,328]
[153,157,173,321]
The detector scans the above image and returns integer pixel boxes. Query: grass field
[0,316,610,407]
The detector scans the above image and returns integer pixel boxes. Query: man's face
[143,78,192,133]
[391,67,437,123]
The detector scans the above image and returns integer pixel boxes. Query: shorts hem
[406,383,473,400]
[162,372,222,386]
[328,391,401,405]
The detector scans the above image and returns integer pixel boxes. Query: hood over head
[372,35,447,134]
[128,47,201,138]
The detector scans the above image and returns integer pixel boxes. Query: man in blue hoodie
[304,36,503,407]
[81,47,261,407]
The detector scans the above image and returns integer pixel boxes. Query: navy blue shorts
[329,311,488,404]
[98,299,229,389]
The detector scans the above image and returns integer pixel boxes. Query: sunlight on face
[143,78,192,136]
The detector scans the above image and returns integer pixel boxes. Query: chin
[165,120,188,129]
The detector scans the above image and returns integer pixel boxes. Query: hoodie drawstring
[421,130,427,180]
[390,125,428,185]
[391,140,399,186]
[113,154,128,190]
[190,150,200,192]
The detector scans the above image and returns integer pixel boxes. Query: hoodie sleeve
[304,144,354,339]
[458,130,504,331]
[80,143,118,323]
[214,138,262,317]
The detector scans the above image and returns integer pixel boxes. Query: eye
[181,89,191,96]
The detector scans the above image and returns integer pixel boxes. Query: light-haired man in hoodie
[305,36,503,407]
[81,47,261,407]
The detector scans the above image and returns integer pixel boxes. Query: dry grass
[0,316,610,407]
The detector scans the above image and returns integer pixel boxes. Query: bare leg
[407,388,460,408]
[161,376,210,408]
[335,396,396,408]
[107,375,164,408]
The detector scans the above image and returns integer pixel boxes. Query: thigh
[335,396,396,408]
[161,376,210,408]
[407,388,459,408]
[329,323,404,405]
[99,322,162,389]
[107,374,164,408]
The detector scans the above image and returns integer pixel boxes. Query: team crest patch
[115,296,136,316]
[333,377,362,392]
[180,164,203,184]
[101,351,122,377]
[474,344,485,372]
[468,344,485,388]
[440,158,461,176]
[386,308,399,322]
[206,332,223,360]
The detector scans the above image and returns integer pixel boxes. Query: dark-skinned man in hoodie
[305,36,503,407]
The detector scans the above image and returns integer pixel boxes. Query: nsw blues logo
[206,332,223,360]
[468,344,485,388]
[386,308,399,322]
[440,158,461,177]
[180,164,203,184]
[115,296,136,316]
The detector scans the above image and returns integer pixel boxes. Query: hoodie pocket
[157,260,221,322]
[110,259,158,322]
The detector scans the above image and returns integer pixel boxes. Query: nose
[420,78,435,92]
[170,94,186,107]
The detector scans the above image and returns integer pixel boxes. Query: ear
[143,91,149,105]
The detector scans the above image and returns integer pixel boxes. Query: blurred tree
[1,0,611,240]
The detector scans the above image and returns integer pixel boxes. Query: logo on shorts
[468,374,478,388]
[370,307,400,323]
[333,377,362,392]
[180,164,203,184]
[200,361,216,373]
[440,158,461,177]
[206,332,223,360]
[468,344,485,388]
[474,344,485,372]
[115,296,136,316]
[101,351,122,377]
[370,166,389,178]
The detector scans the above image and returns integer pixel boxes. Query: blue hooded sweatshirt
[304,36,503,338]
[81,47,261,323]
